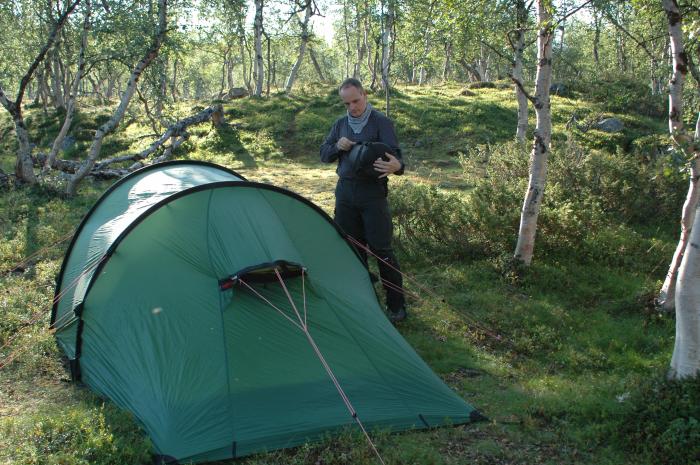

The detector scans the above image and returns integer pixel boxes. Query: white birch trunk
[659,0,694,311]
[66,0,167,196]
[670,201,700,378]
[253,0,264,97]
[284,1,312,93]
[513,0,553,265]
[45,2,91,173]
[513,0,528,143]
[380,0,394,112]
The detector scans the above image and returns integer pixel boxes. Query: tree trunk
[172,57,179,101]
[442,40,452,82]
[353,4,362,79]
[45,1,91,173]
[253,0,264,97]
[309,47,326,82]
[51,48,66,110]
[343,0,351,78]
[593,7,600,67]
[284,0,312,93]
[659,0,695,312]
[670,200,700,378]
[265,31,271,96]
[380,0,394,116]
[513,0,553,265]
[513,0,528,143]
[66,0,168,196]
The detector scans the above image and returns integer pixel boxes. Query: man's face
[340,85,367,118]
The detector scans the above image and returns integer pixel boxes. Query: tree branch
[554,0,593,27]
[16,0,82,109]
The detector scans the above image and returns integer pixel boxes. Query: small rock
[227,87,248,99]
[595,117,624,133]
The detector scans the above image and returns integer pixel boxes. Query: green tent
[51,161,480,463]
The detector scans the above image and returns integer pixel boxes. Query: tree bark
[309,47,326,82]
[253,0,264,97]
[45,1,91,173]
[0,0,82,184]
[65,0,168,196]
[284,0,313,93]
[442,39,452,83]
[380,0,394,116]
[670,199,700,378]
[659,0,695,312]
[512,0,528,143]
[513,0,553,265]
[343,0,351,78]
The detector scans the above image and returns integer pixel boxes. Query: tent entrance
[219,260,305,290]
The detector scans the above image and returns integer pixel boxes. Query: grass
[0,83,680,464]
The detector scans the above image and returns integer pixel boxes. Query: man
[320,78,407,322]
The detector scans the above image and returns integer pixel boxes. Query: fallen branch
[94,104,223,170]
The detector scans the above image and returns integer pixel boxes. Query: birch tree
[44,0,92,173]
[380,0,395,116]
[509,0,531,143]
[0,0,81,184]
[513,0,554,265]
[253,0,264,97]
[658,0,699,312]
[65,0,168,196]
[284,0,315,93]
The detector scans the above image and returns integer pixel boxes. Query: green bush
[583,77,664,117]
[391,141,682,268]
[616,375,700,464]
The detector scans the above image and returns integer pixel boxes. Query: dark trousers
[334,178,405,311]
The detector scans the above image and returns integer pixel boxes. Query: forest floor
[0,83,676,464]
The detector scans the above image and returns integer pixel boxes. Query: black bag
[346,141,393,179]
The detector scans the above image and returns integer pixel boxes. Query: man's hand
[336,137,356,151]
[373,153,402,178]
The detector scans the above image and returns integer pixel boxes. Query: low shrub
[615,374,700,465]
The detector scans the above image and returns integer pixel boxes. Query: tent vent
[219,260,305,290]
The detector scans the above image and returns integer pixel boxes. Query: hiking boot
[388,306,407,323]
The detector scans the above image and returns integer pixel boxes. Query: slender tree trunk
[253,0,264,97]
[513,0,553,265]
[659,0,695,313]
[380,0,394,116]
[513,0,528,143]
[593,7,600,67]
[309,47,326,82]
[442,40,452,82]
[172,57,179,101]
[66,0,167,196]
[353,4,362,78]
[45,1,91,173]
[285,0,312,93]
[343,0,351,79]
[264,31,271,96]
[51,47,66,110]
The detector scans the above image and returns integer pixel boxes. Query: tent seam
[206,189,237,447]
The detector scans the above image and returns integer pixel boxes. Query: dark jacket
[320,109,405,179]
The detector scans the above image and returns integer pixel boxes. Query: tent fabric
[52,161,479,463]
